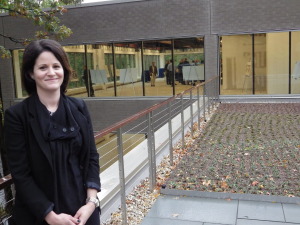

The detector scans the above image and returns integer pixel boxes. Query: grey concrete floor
[140,193,300,225]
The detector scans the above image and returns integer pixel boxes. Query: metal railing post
[216,77,220,104]
[207,83,211,115]
[168,102,173,166]
[203,83,206,122]
[116,128,127,225]
[197,86,201,130]
[180,95,185,147]
[147,112,156,190]
[212,77,216,109]
[151,112,156,186]
[190,90,194,137]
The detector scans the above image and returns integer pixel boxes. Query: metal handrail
[0,76,219,225]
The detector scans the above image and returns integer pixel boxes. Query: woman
[4,39,101,225]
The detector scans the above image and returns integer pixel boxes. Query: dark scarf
[34,94,80,141]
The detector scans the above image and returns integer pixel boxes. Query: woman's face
[31,51,64,95]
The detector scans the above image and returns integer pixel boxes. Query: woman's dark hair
[22,39,72,95]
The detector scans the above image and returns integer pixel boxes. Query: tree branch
[0,33,27,44]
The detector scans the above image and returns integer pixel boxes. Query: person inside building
[149,61,158,87]
[164,60,170,85]
[83,66,95,97]
[4,39,101,225]
[167,59,175,85]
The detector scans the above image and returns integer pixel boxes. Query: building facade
[1,0,300,129]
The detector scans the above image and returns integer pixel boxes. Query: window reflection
[87,44,114,97]
[254,34,266,94]
[174,38,204,96]
[12,38,205,98]
[114,42,143,97]
[143,38,205,96]
[291,31,300,94]
[220,34,253,95]
[220,32,290,95]
[63,45,93,97]
[13,49,24,98]
[260,32,289,94]
[143,40,172,96]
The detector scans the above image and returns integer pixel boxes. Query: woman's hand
[45,211,79,225]
[74,203,96,225]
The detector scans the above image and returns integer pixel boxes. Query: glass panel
[253,34,266,94]
[258,32,289,94]
[220,34,253,95]
[13,49,26,98]
[291,31,300,94]
[63,45,89,97]
[88,44,114,97]
[114,42,143,97]
[174,38,204,94]
[143,40,172,96]
[64,44,115,98]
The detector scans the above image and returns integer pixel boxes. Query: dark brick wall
[0,59,15,110]
[1,0,210,48]
[84,98,165,131]
[211,0,300,34]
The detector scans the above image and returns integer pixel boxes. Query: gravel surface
[165,103,300,197]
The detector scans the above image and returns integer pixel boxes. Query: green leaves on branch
[0,46,11,58]
[0,0,80,58]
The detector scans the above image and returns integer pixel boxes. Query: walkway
[141,190,300,225]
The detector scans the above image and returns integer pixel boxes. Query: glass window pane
[13,49,26,98]
[254,34,266,94]
[143,40,173,96]
[291,31,300,94]
[220,34,253,95]
[174,38,204,94]
[114,42,142,97]
[260,32,289,94]
[64,45,88,97]
[88,44,114,97]
[64,44,115,98]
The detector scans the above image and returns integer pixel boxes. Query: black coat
[4,95,101,225]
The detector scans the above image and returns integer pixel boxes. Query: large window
[114,42,142,97]
[291,31,300,94]
[143,40,171,96]
[65,45,93,90]
[221,32,296,95]
[12,37,205,98]
[261,32,289,94]
[174,38,204,93]
[220,34,253,95]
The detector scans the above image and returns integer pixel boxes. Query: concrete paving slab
[238,201,285,222]
[236,219,297,225]
[145,195,238,224]
[204,223,233,225]
[282,203,300,223]
[141,217,203,225]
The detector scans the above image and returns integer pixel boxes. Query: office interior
[11,32,300,99]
